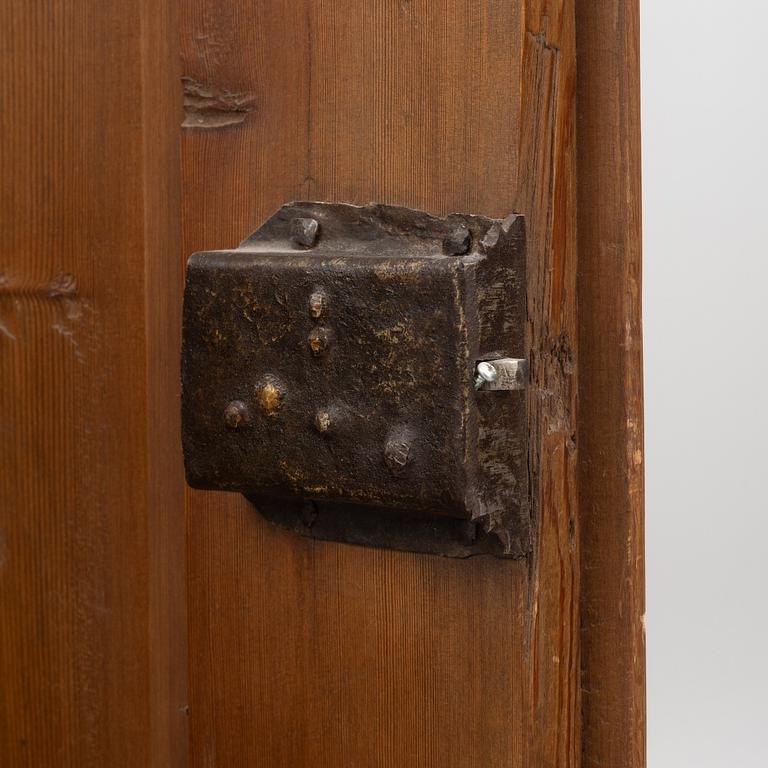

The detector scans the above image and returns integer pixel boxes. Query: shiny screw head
[474,358,528,391]
[291,217,319,248]
[309,290,326,319]
[224,400,250,429]
[308,327,331,356]
[474,361,498,389]
[443,225,471,256]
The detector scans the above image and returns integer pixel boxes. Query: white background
[642,1,768,764]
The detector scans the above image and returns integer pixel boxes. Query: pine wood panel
[0,2,187,765]
[180,1,579,765]
[576,2,646,766]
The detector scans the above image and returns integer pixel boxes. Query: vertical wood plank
[180,1,581,766]
[142,2,190,765]
[0,2,187,765]
[575,2,646,767]
[517,2,580,765]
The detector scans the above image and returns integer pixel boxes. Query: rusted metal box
[182,202,529,557]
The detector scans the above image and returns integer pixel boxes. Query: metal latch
[181,202,529,557]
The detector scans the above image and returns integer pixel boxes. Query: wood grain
[180,0,579,765]
[0,0,643,764]
[575,2,646,766]
[0,2,187,765]
[517,3,581,765]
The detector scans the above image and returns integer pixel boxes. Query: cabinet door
[178,1,643,767]
[0,1,643,766]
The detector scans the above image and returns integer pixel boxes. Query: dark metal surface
[182,202,528,557]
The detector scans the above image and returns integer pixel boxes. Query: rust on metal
[181,201,529,557]
[256,378,282,416]
[307,327,331,356]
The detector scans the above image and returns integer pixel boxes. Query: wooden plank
[0,2,187,765]
[517,3,581,765]
[142,3,190,765]
[575,1,646,766]
[180,0,579,765]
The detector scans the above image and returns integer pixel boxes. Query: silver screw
[474,358,528,391]
[474,361,498,389]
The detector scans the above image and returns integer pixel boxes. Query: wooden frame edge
[575,1,646,766]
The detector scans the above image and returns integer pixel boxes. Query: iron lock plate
[182,202,529,557]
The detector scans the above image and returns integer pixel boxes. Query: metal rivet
[256,378,283,416]
[314,409,331,433]
[308,327,331,356]
[443,225,471,256]
[309,290,326,319]
[384,429,413,476]
[224,400,250,429]
[291,217,319,248]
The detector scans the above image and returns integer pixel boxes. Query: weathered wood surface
[576,1,646,766]
[0,2,187,765]
[180,0,580,765]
